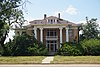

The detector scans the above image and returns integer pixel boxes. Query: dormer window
[57,20,59,22]
[47,19,57,24]
[48,19,50,23]
[54,19,55,22]
[51,19,53,23]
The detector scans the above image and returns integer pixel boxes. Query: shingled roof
[29,14,78,26]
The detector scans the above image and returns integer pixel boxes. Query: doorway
[46,40,57,52]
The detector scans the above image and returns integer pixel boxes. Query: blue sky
[23,0,100,24]
[5,0,100,43]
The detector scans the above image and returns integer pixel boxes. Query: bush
[2,34,48,56]
[57,43,82,56]
[81,39,100,55]
[27,43,48,56]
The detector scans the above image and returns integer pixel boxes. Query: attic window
[57,20,59,22]
[54,19,55,22]
[48,19,53,24]
[51,19,53,22]
[48,19,50,23]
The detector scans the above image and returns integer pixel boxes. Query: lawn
[52,56,100,64]
[0,56,45,64]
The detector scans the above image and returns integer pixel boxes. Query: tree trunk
[0,31,8,54]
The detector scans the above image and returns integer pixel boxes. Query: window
[54,19,55,22]
[17,31,19,34]
[51,19,53,22]
[22,31,26,35]
[69,29,73,42]
[48,19,50,23]
[47,29,57,36]
[48,19,55,24]
[69,29,73,38]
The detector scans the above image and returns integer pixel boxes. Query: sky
[5,0,100,43]
[23,0,100,24]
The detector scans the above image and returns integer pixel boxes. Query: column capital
[40,27,43,30]
[65,27,69,30]
[33,27,37,30]
[59,27,63,30]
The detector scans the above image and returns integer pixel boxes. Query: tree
[0,0,25,53]
[80,17,100,40]
[81,39,100,55]
[4,34,48,56]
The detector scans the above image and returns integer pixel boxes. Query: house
[15,13,79,52]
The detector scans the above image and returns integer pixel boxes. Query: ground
[52,56,100,64]
[0,56,100,64]
[0,56,45,64]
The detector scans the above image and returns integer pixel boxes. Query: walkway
[0,64,100,67]
[42,56,54,63]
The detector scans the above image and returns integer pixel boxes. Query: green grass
[0,56,45,64]
[52,56,100,64]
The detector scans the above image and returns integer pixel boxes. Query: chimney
[58,13,60,19]
[44,14,47,19]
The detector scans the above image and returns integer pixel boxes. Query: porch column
[34,27,37,39]
[40,28,43,42]
[59,27,63,47]
[66,27,69,42]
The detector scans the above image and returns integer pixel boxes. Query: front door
[46,40,57,52]
[50,44,54,52]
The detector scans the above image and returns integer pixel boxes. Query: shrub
[81,39,100,55]
[27,43,48,56]
[57,43,82,56]
[2,34,48,56]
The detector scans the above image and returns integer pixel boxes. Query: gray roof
[29,16,79,26]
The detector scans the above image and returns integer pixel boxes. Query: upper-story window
[47,29,57,36]
[69,29,73,38]
[48,19,57,24]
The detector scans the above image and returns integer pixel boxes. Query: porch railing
[46,36,58,40]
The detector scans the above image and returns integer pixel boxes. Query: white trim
[34,25,66,29]
[59,27,63,47]
[33,27,37,39]
[66,28,69,42]
[40,28,43,42]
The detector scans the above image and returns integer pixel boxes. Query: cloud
[66,5,78,15]
[54,5,78,16]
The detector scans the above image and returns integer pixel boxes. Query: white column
[40,28,43,42]
[66,27,69,42]
[59,27,63,47]
[34,27,37,39]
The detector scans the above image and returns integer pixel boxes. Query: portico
[33,25,69,52]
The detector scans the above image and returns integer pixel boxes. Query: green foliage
[57,43,82,56]
[2,34,48,56]
[81,39,100,55]
[80,17,100,41]
[0,0,25,53]
[27,44,48,56]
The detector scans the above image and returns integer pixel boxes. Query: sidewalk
[42,56,54,63]
[0,64,100,67]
